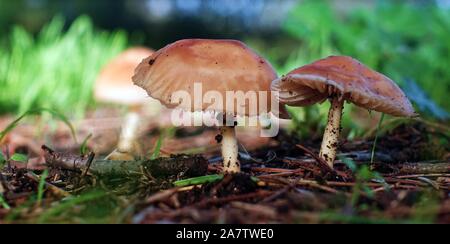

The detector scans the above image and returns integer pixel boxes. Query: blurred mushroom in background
[94,47,162,160]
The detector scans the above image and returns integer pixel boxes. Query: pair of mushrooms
[132,39,416,173]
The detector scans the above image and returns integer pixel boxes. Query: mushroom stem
[319,96,344,168]
[117,111,140,153]
[114,104,142,156]
[220,126,240,173]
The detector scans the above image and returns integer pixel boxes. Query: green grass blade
[80,133,93,155]
[37,190,108,223]
[370,113,385,165]
[150,134,164,160]
[174,175,259,188]
[10,153,28,163]
[0,193,10,210]
[0,108,77,143]
[174,174,224,187]
[0,151,5,167]
[37,170,49,206]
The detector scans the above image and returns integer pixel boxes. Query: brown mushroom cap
[132,39,282,117]
[95,47,155,105]
[271,56,416,117]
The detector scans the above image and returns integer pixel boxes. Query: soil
[0,112,449,224]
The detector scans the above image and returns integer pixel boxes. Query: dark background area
[0,0,300,48]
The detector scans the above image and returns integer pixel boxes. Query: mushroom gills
[274,81,327,106]
[278,90,327,106]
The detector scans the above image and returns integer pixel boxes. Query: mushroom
[272,56,417,167]
[132,39,280,173]
[95,47,161,160]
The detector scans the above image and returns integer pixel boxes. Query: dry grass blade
[230,202,277,218]
[146,188,180,204]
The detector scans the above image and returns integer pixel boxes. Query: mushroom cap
[95,47,155,106]
[132,39,284,117]
[271,56,416,117]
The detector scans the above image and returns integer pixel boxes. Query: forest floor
[0,109,449,224]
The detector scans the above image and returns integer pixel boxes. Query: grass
[9,153,28,163]
[36,190,109,223]
[0,193,10,210]
[0,15,127,118]
[80,133,93,155]
[0,151,6,167]
[0,108,78,143]
[149,133,164,160]
[174,174,225,187]
[370,113,385,164]
[37,170,49,206]
[281,0,450,112]
[340,156,386,207]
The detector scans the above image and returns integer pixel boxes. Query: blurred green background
[0,0,449,128]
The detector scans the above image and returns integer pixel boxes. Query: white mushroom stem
[220,126,240,173]
[106,105,145,160]
[117,111,140,153]
[319,96,345,168]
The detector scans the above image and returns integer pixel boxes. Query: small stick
[193,190,272,208]
[296,144,334,174]
[396,162,450,175]
[383,177,429,187]
[251,167,297,173]
[146,187,180,204]
[80,152,95,178]
[42,145,208,178]
[294,179,340,194]
[258,172,298,178]
[230,202,277,218]
[25,172,70,197]
[261,185,292,203]
[395,173,450,179]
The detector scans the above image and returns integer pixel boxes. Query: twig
[42,145,208,178]
[416,177,440,190]
[261,185,292,203]
[25,172,70,197]
[146,187,180,204]
[294,179,340,194]
[324,181,384,188]
[80,151,95,178]
[230,202,277,218]
[251,167,298,173]
[257,171,302,178]
[193,190,273,208]
[383,177,429,187]
[42,145,90,170]
[395,173,450,179]
[396,161,450,175]
[296,144,334,175]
